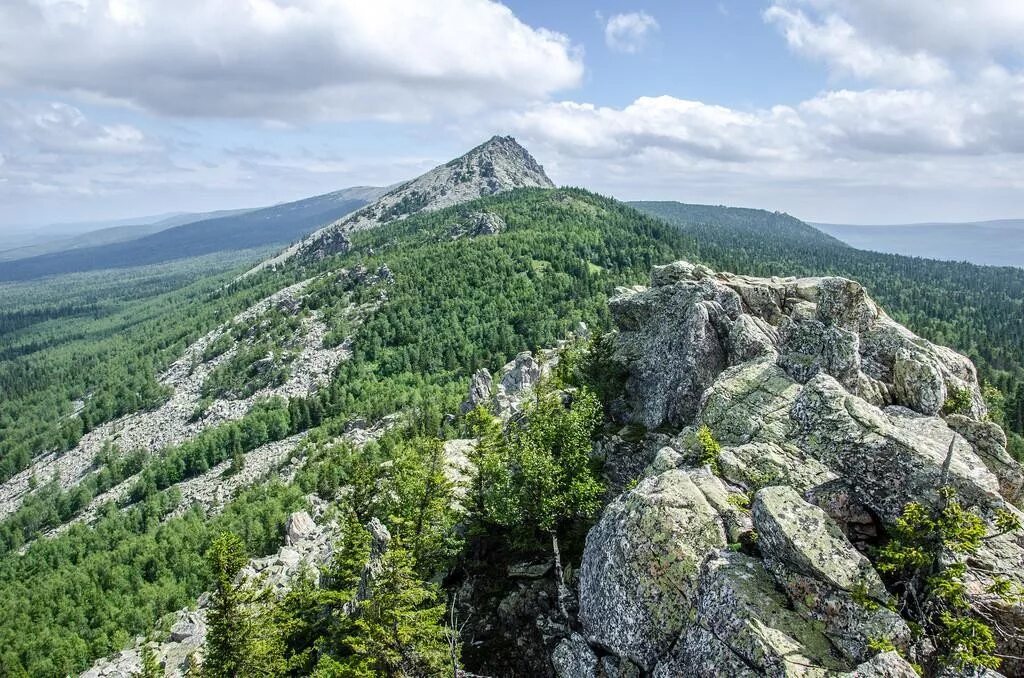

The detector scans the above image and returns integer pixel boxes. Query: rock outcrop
[570,261,1024,676]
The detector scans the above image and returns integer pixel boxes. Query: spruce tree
[203,532,250,678]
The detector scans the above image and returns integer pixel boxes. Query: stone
[844,651,920,677]
[600,655,642,678]
[169,612,204,643]
[893,353,946,416]
[467,211,506,236]
[507,562,553,579]
[493,352,552,419]
[277,547,302,568]
[656,552,848,676]
[698,359,802,446]
[779,318,861,390]
[578,469,727,670]
[753,486,886,597]
[718,441,836,494]
[947,414,1024,504]
[610,279,739,429]
[551,633,598,678]
[285,510,316,545]
[790,374,1004,522]
[459,368,492,415]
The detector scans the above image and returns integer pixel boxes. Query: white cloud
[604,11,659,54]
[765,1,1024,85]
[764,7,949,86]
[498,70,1024,221]
[0,0,583,122]
[792,0,1024,62]
[0,101,155,157]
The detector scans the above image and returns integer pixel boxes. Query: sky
[1,0,1023,229]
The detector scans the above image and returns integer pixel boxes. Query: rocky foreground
[559,261,1024,677]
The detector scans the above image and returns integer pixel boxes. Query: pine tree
[135,645,161,678]
[338,541,451,677]
[203,532,250,678]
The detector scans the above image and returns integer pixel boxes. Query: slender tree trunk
[550,529,570,622]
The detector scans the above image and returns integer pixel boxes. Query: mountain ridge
[0,186,386,281]
[251,135,554,273]
[0,139,1022,677]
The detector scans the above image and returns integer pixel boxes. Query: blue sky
[1,0,1023,229]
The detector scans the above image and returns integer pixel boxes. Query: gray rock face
[753,486,886,597]
[609,276,738,429]
[578,469,727,670]
[656,552,846,677]
[493,351,555,420]
[567,260,1024,676]
[753,486,911,663]
[459,368,493,415]
[284,510,315,546]
[551,633,599,678]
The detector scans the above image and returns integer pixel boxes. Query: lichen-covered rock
[845,651,920,677]
[284,511,316,546]
[947,414,1024,504]
[791,375,1003,521]
[575,261,1024,678]
[551,633,598,678]
[753,486,910,662]
[609,278,739,429]
[493,351,553,420]
[893,352,946,416]
[753,486,885,597]
[697,359,802,446]
[459,368,493,415]
[578,469,727,669]
[655,552,848,676]
[779,318,861,389]
[718,441,836,494]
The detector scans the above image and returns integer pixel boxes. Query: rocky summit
[256,135,553,270]
[566,261,1024,676]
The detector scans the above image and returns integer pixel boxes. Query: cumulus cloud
[506,81,1024,164]
[764,7,949,86]
[764,1,1024,84]
[0,0,583,122]
[604,11,659,54]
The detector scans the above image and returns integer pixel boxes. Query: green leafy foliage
[477,387,603,536]
[0,482,305,676]
[875,488,1017,672]
[696,424,722,474]
[943,386,974,416]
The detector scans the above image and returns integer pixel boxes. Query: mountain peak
[252,136,553,270]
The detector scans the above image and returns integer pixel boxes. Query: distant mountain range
[0,187,386,281]
[813,219,1024,268]
[0,209,255,262]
